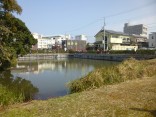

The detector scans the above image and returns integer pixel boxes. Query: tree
[0,0,37,70]
[0,0,22,14]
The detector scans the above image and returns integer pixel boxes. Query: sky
[16,0,156,42]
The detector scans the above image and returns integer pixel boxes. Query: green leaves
[0,0,22,14]
[0,0,36,69]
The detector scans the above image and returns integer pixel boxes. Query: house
[148,32,156,48]
[94,29,138,51]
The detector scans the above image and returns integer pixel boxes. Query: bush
[0,85,24,107]
[136,49,156,55]
[109,50,135,54]
[69,58,156,93]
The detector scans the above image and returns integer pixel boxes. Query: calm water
[11,58,117,100]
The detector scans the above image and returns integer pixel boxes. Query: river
[11,58,118,100]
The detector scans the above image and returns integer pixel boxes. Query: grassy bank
[0,59,156,117]
[69,58,156,93]
[0,76,156,117]
[0,70,38,107]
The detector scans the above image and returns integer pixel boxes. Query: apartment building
[32,33,55,49]
[123,23,148,37]
[32,33,71,50]
[95,29,138,51]
[149,32,156,48]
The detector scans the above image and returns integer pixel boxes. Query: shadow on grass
[130,108,156,117]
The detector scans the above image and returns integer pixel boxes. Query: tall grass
[0,85,24,107]
[69,58,156,93]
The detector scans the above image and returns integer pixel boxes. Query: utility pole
[103,17,106,52]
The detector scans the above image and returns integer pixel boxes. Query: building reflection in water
[11,58,117,100]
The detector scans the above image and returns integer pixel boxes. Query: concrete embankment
[18,53,73,61]
[73,53,156,61]
[18,53,156,61]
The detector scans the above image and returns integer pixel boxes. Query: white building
[32,33,71,50]
[75,35,87,41]
[48,34,71,45]
[124,23,148,37]
[149,32,156,48]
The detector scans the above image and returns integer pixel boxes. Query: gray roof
[95,29,129,36]
[95,29,146,38]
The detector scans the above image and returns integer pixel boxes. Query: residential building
[62,40,86,52]
[149,32,156,48]
[75,35,87,41]
[95,29,138,51]
[131,34,148,48]
[123,23,148,37]
[32,33,55,50]
[32,33,71,50]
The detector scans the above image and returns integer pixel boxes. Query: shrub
[0,85,24,107]
[69,58,156,93]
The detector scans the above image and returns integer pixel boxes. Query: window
[112,35,118,38]
[152,36,154,39]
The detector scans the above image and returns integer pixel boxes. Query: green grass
[0,85,24,107]
[69,58,156,93]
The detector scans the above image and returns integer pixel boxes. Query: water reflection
[12,58,118,100]
[0,70,38,101]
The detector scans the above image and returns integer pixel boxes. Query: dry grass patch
[69,58,156,93]
[1,77,156,117]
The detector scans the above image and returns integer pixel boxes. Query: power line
[63,19,100,33]
[63,1,156,34]
[105,1,156,18]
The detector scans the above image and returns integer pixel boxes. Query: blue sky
[16,0,156,42]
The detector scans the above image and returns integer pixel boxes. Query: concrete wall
[73,53,156,61]
[112,45,138,50]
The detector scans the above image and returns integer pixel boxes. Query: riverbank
[0,59,156,117]
[0,76,156,117]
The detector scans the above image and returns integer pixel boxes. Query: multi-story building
[32,33,55,50]
[95,29,138,51]
[149,32,156,48]
[123,23,148,37]
[62,40,86,52]
[75,35,87,41]
[32,33,71,50]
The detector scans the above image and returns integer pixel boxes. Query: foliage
[136,49,156,55]
[109,49,156,55]
[0,85,23,107]
[109,50,136,54]
[68,49,76,53]
[0,0,22,14]
[0,0,37,69]
[69,58,156,93]
[0,70,38,107]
